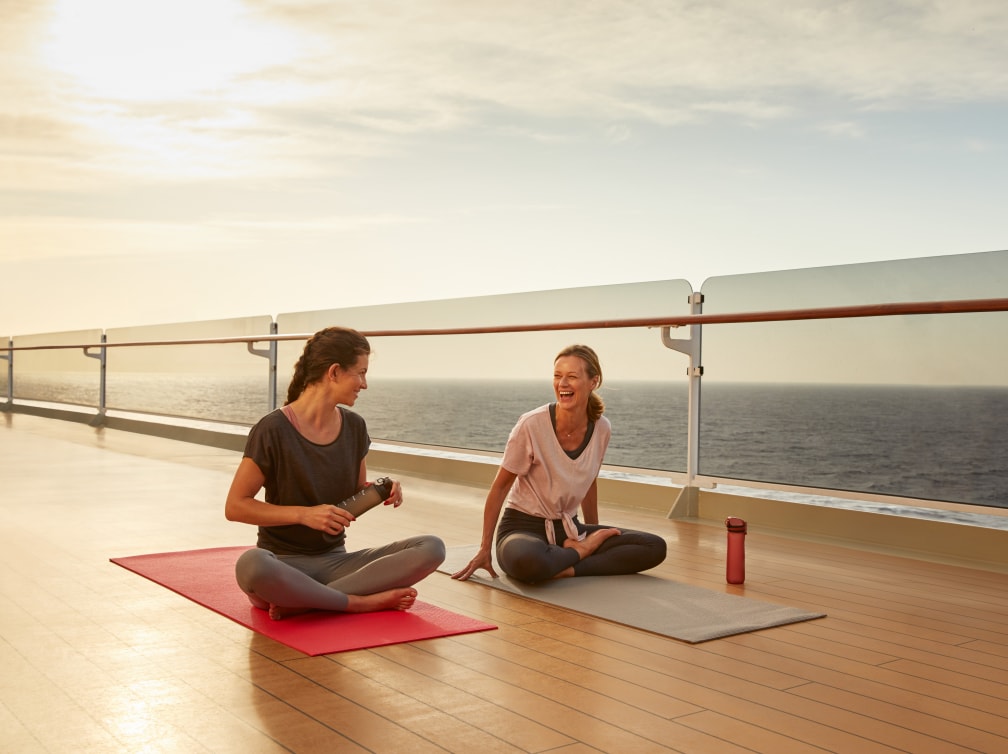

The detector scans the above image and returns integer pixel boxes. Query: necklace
[552,403,587,441]
[560,423,586,438]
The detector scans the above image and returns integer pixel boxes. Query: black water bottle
[336,477,394,517]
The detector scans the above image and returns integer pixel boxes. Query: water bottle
[725,517,747,584]
[336,477,394,517]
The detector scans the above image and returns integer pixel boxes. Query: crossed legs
[497,526,666,584]
[235,535,445,619]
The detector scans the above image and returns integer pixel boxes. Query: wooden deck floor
[2,411,1007,753]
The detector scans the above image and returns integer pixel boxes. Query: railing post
[84,333,107,427]
[661,292,704,517]
[248,321,279,414]
[1,337,12,410]
[268,321,278,412]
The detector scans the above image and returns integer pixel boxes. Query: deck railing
[3,291,1006,514]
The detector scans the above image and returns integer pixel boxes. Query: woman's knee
[412,535,446,567]
[234,547,277,591]
[620,530,667,567]
[501,554,545,583]
[648,535,668,567]
[498,541,553,584]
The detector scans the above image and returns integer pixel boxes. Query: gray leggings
[235,535,446,612]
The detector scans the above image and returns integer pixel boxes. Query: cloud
[818,120,867,139]
[209,214,429,232]
[963,138,1000,153]
[3,0,1008,264]
[5,0,1006,193]
[256,0,1008,117]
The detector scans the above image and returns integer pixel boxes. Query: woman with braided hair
[226,326,445,619]
[451,344,666,584]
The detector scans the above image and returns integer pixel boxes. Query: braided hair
[285,327,371,405]
[555,344,605,422]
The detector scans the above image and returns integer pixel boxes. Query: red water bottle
[725,517,747,584]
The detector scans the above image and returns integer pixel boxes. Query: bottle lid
[725,516,747,533]
[374,477,393,498]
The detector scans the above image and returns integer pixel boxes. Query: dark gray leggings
[235,535,445,612]
[497,526,667,584]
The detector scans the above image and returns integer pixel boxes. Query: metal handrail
[3,295,1007,514]
[3,297,1007,352]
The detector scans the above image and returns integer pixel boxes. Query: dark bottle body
[337,477,394,517]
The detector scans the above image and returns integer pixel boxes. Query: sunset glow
[43,0,302,102]
[2,1,1006,335]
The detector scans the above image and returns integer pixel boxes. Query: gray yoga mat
[439,545,825,643]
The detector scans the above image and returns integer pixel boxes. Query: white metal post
[1,337,12,408]
[661,291,703,517]
[84,333,107,426]
[247,320,279,414]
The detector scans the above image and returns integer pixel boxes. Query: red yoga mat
[111,546,495,656]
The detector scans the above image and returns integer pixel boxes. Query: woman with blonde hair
[452,344,666,584]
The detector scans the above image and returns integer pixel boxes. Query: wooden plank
[4,412,1008,754]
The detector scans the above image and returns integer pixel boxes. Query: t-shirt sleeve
[501,414,535,476]
[244,414,277,478]
[348,411,371,463]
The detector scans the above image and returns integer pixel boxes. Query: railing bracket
[246,322,279,413]
[662,290,704,517]
[83,335,108,426]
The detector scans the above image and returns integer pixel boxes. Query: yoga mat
[111,546,496,656]
[439,545,824,643]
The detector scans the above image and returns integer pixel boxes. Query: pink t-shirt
[501,404,611,544]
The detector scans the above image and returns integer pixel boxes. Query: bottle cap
[725,517,747,533]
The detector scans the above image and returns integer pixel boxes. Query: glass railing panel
[105,316,274,425]
[276,279,694,470]
[699,249,1008,507]
[1,339,9,398]
[9,329,104,407]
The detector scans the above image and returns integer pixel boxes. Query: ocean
[10,371,1007,512]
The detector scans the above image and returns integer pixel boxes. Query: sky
[2,0,1007,340]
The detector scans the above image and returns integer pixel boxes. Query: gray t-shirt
[244,407,370,555]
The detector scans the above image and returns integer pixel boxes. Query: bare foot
[345,587,418,613]
[563,528,621,560]
[268,604,314,621]
[266,588,417,620]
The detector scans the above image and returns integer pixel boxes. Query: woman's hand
[384,478,404,508]
[451,547,498,581]
[301,504,355,535]
[452,467,514,581]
